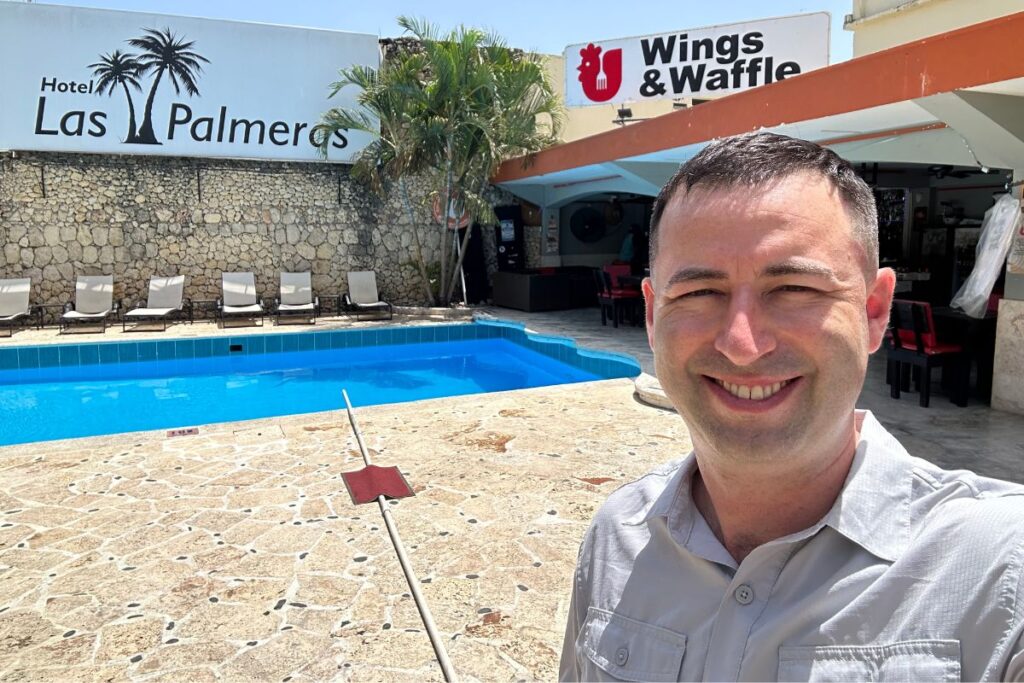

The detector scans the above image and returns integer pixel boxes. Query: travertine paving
[0,379,689,681]
[5,305,1020,681]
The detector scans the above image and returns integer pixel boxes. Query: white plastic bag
[950,193,1022,318]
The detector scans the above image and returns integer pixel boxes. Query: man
[561,133,1024,680]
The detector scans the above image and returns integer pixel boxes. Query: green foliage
[402,258,443,300]
[314,16,563,305]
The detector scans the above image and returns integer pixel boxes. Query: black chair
[886,299,969,407]
[592,269,642,328]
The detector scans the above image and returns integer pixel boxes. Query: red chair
[593,269,642,328]
[886,299,969,407]
[603,264,640,292]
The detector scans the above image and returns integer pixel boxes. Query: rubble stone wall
[0,152,529,308]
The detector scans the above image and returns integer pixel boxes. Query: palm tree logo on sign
[89,27,209,145]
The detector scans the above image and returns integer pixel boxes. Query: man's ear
[865,267,896,353]
[643,277,656,351]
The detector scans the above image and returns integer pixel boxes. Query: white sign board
[0,3,379,162]
[564,13,830,107]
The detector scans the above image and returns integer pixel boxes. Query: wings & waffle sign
[565,13,829,107]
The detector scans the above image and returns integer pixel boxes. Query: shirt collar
[624,410,913,563]
[820,410,913,562]
[624,452,697,528]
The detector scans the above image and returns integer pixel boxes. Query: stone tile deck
[2,304,1022,681]
[0,379,689,681]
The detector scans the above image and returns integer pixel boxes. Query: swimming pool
[0,320,639,446]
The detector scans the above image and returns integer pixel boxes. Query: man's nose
[713,293,777,366]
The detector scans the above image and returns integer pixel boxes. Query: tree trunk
[438,148,454,305]
[399,178,436,305]
[444,222,475,305]
[120,81,138,143]
[443,171,492,304]
[137,67,164,144]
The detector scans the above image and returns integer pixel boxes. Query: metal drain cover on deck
[341,465,415,505]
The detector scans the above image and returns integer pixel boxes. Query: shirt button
[734,584,755,605]
[615,646,629,666]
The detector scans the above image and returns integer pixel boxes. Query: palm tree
[315,17,562,306]
[89,50,144,143]
[315,57,440,303]
[128,27,209,145]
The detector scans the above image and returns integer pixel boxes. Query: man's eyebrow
[664,267,729,287]
[762,260,840,281]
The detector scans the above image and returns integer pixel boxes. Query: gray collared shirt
[561,411,1024,681]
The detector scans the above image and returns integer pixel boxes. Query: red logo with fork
[577,43,622,102]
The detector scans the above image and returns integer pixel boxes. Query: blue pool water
[0,323,639,446]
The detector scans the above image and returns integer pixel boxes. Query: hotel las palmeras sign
[564,13,830,106]
[0,3,379,162]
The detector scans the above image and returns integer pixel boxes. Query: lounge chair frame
[342,271,393,321]
[60,276,117,334]
[0,278,41,337]
[61,305,120,335]
[273,272,320,325]
[122,276,194,332]
[0,310,42,337]
[217,272,264,328]
[122,300,194,332]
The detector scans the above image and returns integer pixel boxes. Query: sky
[32,0,856,63]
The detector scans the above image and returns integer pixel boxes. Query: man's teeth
[716,379,791,400]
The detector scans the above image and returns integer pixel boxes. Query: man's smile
[702,375,803,412]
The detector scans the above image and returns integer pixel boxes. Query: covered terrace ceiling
[493,12,1024,208]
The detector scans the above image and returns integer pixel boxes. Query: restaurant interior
[487,158,1011,404]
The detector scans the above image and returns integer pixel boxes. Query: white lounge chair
[274,272,319,325]
[217,272,264,327]
[0,278,39,337]
[61,275,117,333]
[123,275,192,331]
[343,271,393,320]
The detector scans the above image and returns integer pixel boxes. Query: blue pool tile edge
[0,318,641,381]
[473,316,641,379]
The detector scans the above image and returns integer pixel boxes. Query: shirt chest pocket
[578,607,687,682]
[778,640,961,682]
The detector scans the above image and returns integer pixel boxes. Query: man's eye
[678,289,719,298]
[775,285,816,293]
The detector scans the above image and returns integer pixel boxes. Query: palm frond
[316,15,562,303]
[88,50,144,96]
[127,26,208,92]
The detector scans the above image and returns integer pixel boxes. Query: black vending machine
[493,205,525,271]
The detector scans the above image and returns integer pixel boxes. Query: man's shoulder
[860,413,1024,551]
[590,458,688,529]
[908,457,1024,553]
[909,456,1024,507]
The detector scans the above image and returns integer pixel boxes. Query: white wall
[846,0,1023,56]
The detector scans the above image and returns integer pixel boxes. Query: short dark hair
[649,132,878,272]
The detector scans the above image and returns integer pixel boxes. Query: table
[617,275,647,291]
[191,299,220,321]
[931,306,998,402]
[36,303,67,327]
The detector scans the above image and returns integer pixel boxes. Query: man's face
[643,172,894,463]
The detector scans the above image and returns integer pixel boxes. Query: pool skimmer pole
[340,390,457,683]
